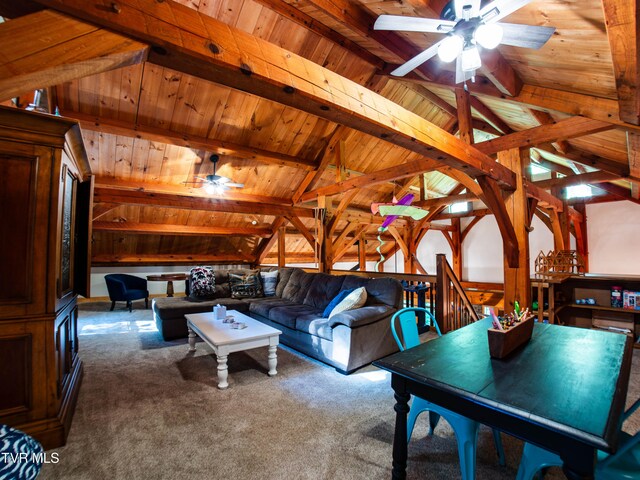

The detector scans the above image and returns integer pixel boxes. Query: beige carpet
[39,302,640,480]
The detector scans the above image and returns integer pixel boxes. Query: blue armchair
[105,274,149,312]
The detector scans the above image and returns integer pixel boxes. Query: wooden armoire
[0,106,92,449]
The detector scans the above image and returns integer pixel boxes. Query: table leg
[561,446,595,480]
[392,387,410,480]
[216,354,229,389]
[166,280,174,297]
[187,325,197,352]
[267,345,278,376]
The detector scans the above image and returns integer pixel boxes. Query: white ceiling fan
[374,0,555,84]
[188,154,244,194]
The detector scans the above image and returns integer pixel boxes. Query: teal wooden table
[373,318,633,480]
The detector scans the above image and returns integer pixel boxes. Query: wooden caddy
[488,316,534,359]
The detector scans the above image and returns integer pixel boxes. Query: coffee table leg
[187,325,197,352]
[217,354,229,389]
[267,345,278,376]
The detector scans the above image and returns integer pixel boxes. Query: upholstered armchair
[104,274,149,312]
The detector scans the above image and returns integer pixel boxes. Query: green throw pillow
[229,270,263,299]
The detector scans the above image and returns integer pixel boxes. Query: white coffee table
[185,310,282,389]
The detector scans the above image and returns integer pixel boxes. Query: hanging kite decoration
[371,194,429,270]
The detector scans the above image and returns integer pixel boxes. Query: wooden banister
[435,253,480,333]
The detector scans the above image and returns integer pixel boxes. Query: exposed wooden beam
[92,202,118,221]
[0,9,148,101]
[436,208,492,220]
[284,215,316,250]
[529,149,576,177]
[387,226,408,257]
[536,144,631,178]
[94,176,292,206]
[475,117,614,155]
[594,181,640,205]
[66,110,316,171]
[301,158,439,202]
[93,221,272,237]
[414,192,477,209]
[437,166,483,196]
[92,253,252,266]
[627,132,640,199]
[292,126,346,203]
[94,186,314,218]
[524,180,563,211]
[255,217,287,264]
[470,97,513,135]
[328,190,358,236]
[529,110,571,154]
[333,224,368,262]
[251,0,384,69]
[533,171,619,190]
[602,0,640,125]
[460,215,483,243]
[34,0,517,189]
[456,87,474,146]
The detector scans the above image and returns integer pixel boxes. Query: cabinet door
[0,140,52,318]
[55,153,79,311]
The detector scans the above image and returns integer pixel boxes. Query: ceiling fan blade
[498,23,555,49]
[455,0,482,19]
[374,15,454,33]
[390,40,443,77]
[226,183,245,188]
[480,0,534,24]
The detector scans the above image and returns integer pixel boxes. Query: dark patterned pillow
[0,425,43,480]
[229,270,263,299]
[189,266,216,299]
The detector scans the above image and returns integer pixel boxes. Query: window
[566,184,593,199]
[450,201,470,213]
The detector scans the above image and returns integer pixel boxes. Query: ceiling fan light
[437,35,464,63]
[461,46,482,71]
[475,23,503,49]
[204,183,217,195]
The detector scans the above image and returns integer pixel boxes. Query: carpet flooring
[39,302,640,480]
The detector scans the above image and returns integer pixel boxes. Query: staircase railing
[435,253,479,333]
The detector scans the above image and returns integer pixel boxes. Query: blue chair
[391,307,506,480]
[105,274,149,312]
[516,398,640,480]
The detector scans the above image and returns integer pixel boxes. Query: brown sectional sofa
[152,267,403,374]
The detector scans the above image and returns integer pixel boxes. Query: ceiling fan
[189,154,244,194]
[374,0,555,83]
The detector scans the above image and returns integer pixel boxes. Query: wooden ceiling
[1,0,638,268]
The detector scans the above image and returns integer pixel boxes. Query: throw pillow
[260,270,278,297]
[322,288,355,318]
[229,270,263,299]
[189,266,215,299]
[328,286,367,319]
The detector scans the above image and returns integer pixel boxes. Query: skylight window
[450,202,470,213]
[566,184,593,199]
[530,163,548,175]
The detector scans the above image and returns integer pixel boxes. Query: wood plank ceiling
[0,0,638,268]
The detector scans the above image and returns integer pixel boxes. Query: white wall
[587,201,640,274]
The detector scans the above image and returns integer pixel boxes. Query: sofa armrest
[327,305,395,328]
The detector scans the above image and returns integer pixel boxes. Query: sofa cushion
[268,304,320,329]
[189,266,215,299]
[260,270,278,297]
[303,273,345,311]
[341,275,370,292]
[229,270,263,299]
[327,304,396,328]
[281,269,315,304]
[275,267,295,297]
[249,297,297,318]
[329,286,367,319]
[364,277,403,308]
[294,314,333,341]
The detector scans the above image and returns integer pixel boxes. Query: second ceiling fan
[374,0,555,84]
